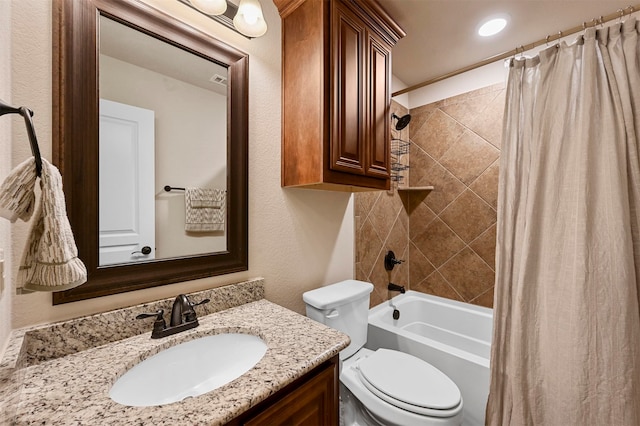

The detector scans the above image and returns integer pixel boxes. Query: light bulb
[190,0,227,16]
[477,15,509,37]
[233,0,267,38]
[243,11,259,25]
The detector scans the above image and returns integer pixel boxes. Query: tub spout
[388,282,405,294]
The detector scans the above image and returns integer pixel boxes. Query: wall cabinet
[227,357,339,425]
[276,0,405,191]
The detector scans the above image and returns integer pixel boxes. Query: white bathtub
[366,291,493,426]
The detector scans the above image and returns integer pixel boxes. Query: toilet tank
[303,280,374,360]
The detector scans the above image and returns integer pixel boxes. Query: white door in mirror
[109,333,267,407]
[99,99,155,265]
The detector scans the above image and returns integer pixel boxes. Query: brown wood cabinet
[276,0,405,191]
[227,357,339,425]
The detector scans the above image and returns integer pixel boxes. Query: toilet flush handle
[326,309,339,319]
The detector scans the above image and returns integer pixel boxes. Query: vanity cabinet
[227,357,339,425]
[276,0,405,191]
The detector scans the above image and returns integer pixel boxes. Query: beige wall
[0,0,13,356]
[3,0,354,344]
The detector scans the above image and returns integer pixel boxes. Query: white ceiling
[100,15,228,96]
[376,0,635,88]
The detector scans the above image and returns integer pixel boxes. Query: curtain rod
[392,4,640,97]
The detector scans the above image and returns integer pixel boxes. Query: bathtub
[366,291,493,426]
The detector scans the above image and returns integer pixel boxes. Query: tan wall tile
[408,145,436,186]
[355,190,381,220]
[440,89,501,129]
[357,218,384,277]
[412,218,465,268]
[409,241,435,287]
[421,163,467,214]
[467,89,506,148]
[470,160,499,209]
[412,109,466,160]
[470,224,497,269]
[471,287,495,308]
[439,247,494,301]
[408,201,436,240]
[413,271,462,301]
[386,218,409,257]
[369,190,403,243]
[439,190,496,243]
[439,130,499,185]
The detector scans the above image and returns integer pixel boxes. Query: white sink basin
[109,333,267,406]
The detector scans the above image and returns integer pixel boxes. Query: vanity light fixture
[478,15,509,37]
[190,0,227,15]
[233,0,268,38]
[179,0,267,38]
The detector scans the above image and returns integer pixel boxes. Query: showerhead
[392,113,412,131]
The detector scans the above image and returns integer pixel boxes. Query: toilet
[303,280,463,426]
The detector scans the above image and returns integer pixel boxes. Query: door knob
[132,246,152,255]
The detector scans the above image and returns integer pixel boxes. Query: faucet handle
[136,309,166,336]
[136,309,164,321]
[190,298,210,308]
[384,251,405,271]
[183,298,210,322]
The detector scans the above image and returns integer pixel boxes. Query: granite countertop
[0,279,350,425]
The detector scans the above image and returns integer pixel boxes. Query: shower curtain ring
[618,8,624,23]
[545,35,550,46]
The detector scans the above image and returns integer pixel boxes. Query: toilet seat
[356,349,462,417]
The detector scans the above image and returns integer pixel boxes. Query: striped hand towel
[0,157,87,292]
[185,187,226,232]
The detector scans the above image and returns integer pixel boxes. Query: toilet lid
[357,349,461,413]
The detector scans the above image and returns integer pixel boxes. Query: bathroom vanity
[0,279,349,425]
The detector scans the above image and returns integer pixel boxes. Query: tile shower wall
[355,84,505,309]
[354,102,410,307]
[408,83,504,308]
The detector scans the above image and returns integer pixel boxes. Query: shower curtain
[486,18,640,425]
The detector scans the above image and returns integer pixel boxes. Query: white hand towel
[0,157,87,292]
[185,187,226,232]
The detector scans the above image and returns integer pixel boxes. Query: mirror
[52,0,248,304]
[99,16,228,265]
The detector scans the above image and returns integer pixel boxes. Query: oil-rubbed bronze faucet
[387,282,406,294]
[137,294,210,339]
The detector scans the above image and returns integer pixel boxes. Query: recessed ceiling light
[478,16,508,37]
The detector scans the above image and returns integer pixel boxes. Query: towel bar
[0,99,42,177]
[164,186,185,192]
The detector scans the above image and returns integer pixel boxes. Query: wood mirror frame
[52,0,249,304]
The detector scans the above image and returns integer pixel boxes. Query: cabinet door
[366,32,391,178]
[331,1,366,175]
[243,363,338,426]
